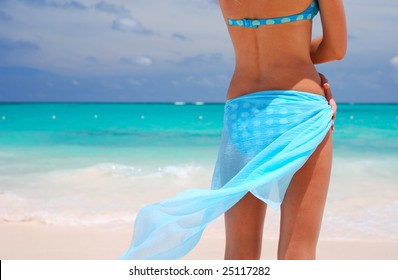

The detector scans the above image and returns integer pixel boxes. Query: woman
[120,0,346,260]
[218,0,346,260]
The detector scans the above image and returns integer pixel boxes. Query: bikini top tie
[227,0,319,28]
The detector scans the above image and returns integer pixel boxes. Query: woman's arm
[311,0,347,64]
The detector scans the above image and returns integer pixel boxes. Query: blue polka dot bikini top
[227,0,319,28]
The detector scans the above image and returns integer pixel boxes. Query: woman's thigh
[224,192,267,259]
[278,130,333,259]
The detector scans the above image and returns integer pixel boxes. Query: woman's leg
[278,131,333,260]
[224,192,267,260]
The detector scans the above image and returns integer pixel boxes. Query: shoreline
[1,223,397,260]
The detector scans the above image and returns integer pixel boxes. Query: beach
[0,103,397,260]
[1,223,398,260]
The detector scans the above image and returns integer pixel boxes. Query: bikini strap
[227,0,319,29]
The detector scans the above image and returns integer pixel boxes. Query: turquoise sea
[0,103,397,241]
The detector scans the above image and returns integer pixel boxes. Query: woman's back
[219,0,323,99]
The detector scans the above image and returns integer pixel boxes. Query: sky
[0,0,397,103]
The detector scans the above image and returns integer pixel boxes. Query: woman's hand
[319,73,336,131]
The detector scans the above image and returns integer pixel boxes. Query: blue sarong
[120,90,332,260]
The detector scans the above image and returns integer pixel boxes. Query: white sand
[0,223,397,260]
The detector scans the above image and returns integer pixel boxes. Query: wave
[80,162,205,178]
[0,163,211,228]
[322,200,398,241]
[0,192,134,228]
[0,213,133,228]
[2,190,398,241]
[2,161,397,241]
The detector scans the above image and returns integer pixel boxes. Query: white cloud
[134,56,152,66]
[120,56,153,66]
[171,33,188,41]
[390,56,398,67]
[1,0,397,103]
[128,79,142,86]
[185,76,215,87]
[112,17,152,35]
[17,0,88,10]
[94,1,130,15]
[178,53,223,66]
[0,0,227,75]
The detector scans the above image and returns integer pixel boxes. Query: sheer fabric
[120,90,332,260]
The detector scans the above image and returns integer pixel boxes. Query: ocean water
[0,103,397,241]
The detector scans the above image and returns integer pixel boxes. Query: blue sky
[0,0,397,103]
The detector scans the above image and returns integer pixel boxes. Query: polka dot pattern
[225,94,314,156]
[279,118,289,124]
[227,0,319,28]
[253,120,262,126]
[280,108,288,114]
[252,20,261,26]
